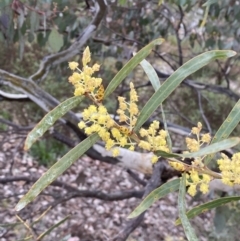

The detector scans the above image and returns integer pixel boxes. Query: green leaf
[0,1,8,8]
[202,0,218,7]
[18,9,25,29]
[28,32,35,43]
[19,30,24,60]
[24,96,84,150]
[15,133,99,211]
[175,196,240,225]
[179,0,187,6]
[48,28,64,52]
[128,178,180,219]
[139,58,160,92]
[0,222,21,227]
[37,216,69,240]
[205,99,240,164]
[156,138,240,161]
[30,11,39,34]
[139,58,172,149]
[118,0,127,6]
[178,173,199,241]
[104,38,164,98]
[134,50,236,131]
[182,137,240,159]
[156,150,180,158]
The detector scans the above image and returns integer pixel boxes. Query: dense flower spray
[68,47,169,157]
[68,46,240,197]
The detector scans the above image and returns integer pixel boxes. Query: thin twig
[0,175,144,201]
[197,90,212,134]
[216,59,230,88]
[127,169,147,186]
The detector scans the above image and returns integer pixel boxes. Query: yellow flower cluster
[68,47,103,101]
[117,82,139,131]
[185,122,211,152]
[78,105,127,156]
[169,161,185,171]
[138,121,169,164]
[70,46,171,163]
[217,152,240,186]
[78,82,139,156]
[78,105,115,136]
[186,169,211,196]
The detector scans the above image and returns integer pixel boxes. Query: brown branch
[0,117,34,131]
[216,59,230,88]
[0,69,67,113]
[183,78,239,101]
[154,69,240,101]
[0,175,144,201]
[196,90,212,134]
[126,169,147,186]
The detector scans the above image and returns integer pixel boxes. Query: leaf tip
[23,143,29,151]
[156,38,164,45]
[174,219,181,226]
[227,50,237,58]
[127,213,135,219]
[15,201,26,212]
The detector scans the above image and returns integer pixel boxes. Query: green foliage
[178,173,199,241]
[175,196,240,226]
[139,57,172,148]
[25,96,84,150]
[210,204,240,241]
[0,109,11,131]
[37,216,70,240]
[134,50,236,131]
[128,178,180,219]
[104,38,164,98]
[181,137,240,159]
[48,28,64,53]
[205,99,240,164]
[16,44,237,241]
[16,133,99,211]
[30,138,69,167]
[6,207,69,241]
